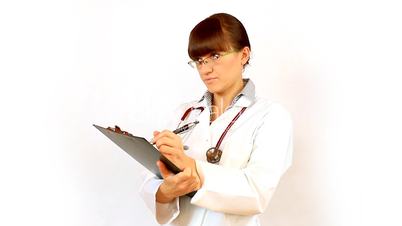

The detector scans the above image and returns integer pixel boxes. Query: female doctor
[139,13,293,226]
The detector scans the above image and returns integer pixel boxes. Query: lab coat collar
[197,78,256,108]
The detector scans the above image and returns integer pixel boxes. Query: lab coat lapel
[221,96,257,135]
[181,99,211,161]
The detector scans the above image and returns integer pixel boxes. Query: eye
[211,53,221,60]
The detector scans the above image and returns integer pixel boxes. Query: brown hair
[188,13,251,64]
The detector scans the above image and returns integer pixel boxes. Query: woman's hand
[155,161,200,203]
[152,130,194,170]
[153,130,202,203]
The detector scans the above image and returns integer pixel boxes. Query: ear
[240,47,251,66]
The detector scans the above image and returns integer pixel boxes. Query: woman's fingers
[160,167,200,198]
[154,130,182,144]
[159,145,180,156]
[153,130,175,141]
[176,167,194,183]
[155,136,176,149]
[153,131,183,149]
[178,168,199,192]
[157,160,173,179]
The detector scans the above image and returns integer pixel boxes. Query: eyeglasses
[188,51,236,69]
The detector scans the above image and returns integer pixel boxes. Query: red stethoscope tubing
[180,106,205,121]
[178,106,247,164]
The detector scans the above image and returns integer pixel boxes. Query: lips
[204,77,218,84]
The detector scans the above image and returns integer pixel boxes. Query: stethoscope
[177,106,247,164]
[175,107,205,147]
[177,106,205,128]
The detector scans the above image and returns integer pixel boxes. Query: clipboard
[93,124,181,178]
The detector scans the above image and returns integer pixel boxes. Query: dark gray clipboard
[93,124,181,178]
[94,124,197,197]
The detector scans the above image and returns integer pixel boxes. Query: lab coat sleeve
[138,172,180,224]
[190,104,293,215]
[138,103,190,224]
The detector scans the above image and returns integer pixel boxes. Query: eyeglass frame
[187,50,237,69]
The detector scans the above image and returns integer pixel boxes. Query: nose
[198,62,213,75]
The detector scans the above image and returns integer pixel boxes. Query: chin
[205,84,223,94]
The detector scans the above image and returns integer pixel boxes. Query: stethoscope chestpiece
[206,147,222,164]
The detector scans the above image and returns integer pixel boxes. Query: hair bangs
[188,18,231,60]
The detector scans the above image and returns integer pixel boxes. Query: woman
[140,13,293,226]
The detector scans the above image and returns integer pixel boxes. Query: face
[196,47,250,96]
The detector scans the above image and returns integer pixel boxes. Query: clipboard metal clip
[106,125,133,137]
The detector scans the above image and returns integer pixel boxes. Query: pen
[172,120,199,135]
[150,121,199,144]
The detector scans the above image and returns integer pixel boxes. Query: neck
[211,79,244,121]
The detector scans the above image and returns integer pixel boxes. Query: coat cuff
[139,174,180,224]
[155,199,180,224]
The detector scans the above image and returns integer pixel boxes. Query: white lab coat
[139,92,293,226]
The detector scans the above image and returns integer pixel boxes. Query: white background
[1,0,401,226]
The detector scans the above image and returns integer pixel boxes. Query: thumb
[151,131,160,144]
[157,160,173,179]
